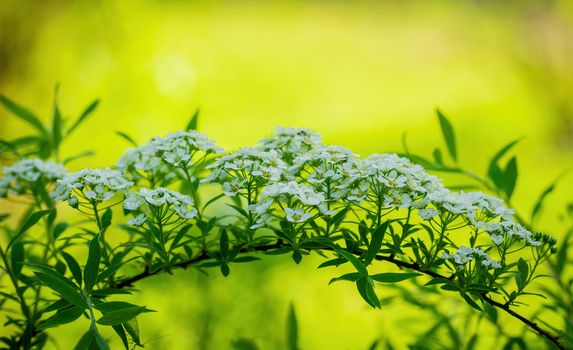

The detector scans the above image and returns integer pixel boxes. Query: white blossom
[0,158,66,197]
[284,207,312,223]
[52,168,132,206]
[441,246,501,269]
[123,187,198,225]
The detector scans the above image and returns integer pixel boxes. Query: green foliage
[0,94,569,350]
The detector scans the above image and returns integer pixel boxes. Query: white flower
[124,192,145,211]
[284,207,312,223]
[151,130,222,167]
[128,213,147,226]
[0,158,66,197]
[418,208,439,220]
[491,234,504,245]
[124,187,197,224]
[442,246,501,269]
[52,168,132,206]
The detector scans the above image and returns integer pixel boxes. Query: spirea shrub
[0,94,570,350]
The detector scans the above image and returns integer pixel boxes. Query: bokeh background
[1,0,572,349]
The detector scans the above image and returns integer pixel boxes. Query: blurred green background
[1,0,572,349]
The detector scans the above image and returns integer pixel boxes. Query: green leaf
[63,151,96,165]
[220,229,229,257]
[335,249,367,276]
[123,318,142,346]
[100,208,112,230]
[33,269,87,308]
[74,329,95,350]
[436,109,457,162]
[0,94,47,135]
[369,272,420,283]
[116,131,138,146]
[37,305,84,331]
[83,236,101,292]
[51,87,63,153]
[94,301,151,314]
[329,272,361,285]
[502,156,518,200]
[517,258,529,283]
[10,241,24,279]
[461,293,482,311]
[61,251,82,286]
[67,99,99,136]
[8,209,52,250]
[531,179,558,223]
[96,306,148,326]
[94,329,110,350]
[356,277,381,308]
[286,303,299,350]
[186,109,199,131]
[220,263,230,277]
[231,338,260,350]
[112,325,129,350]
[364,221,389,265]
[487,138,522,190]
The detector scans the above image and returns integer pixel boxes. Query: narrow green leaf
[220,229,229,257]
[116,131,138,146]
[67,99,99,136]
[123,318,142,346]
[96,306,148,326]
[461,293,482,311]
[10,241,24,279]
[286,303,299,350]
[186,109,199,131]
[364,221,389,265]
[94,301,151,314]
[369,272,420,283]
[8,210,52,250]
[33,270,87,308]
[61,251,82,286]
[112,325,129,350]
[94,329,110,350]
[83,236,101,292]
[356,277,380,308]
[74,329,95,350]
[51,87,63,152]
[335,249,367,276]
[329,272,361,285]
[517,258,529,283]
[531,179,559,223]
[487,138,522,185]
[436,109,457,162]
[101,208,112,230]
[502,157,518,200]
[37,305,84,330]
[0,94,47,134]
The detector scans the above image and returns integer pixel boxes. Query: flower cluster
[441,246,502,269]
[124,187,197,226]
[117,142,175,185]
[204,147,288,197]
[290,145,363,205]
[150,130,222,167]
[52,168,132,207]
[250,181,330,228]
[0,158,66,197]
[117,130,222,185]
[350,153,443,209]
[258,127,323,163]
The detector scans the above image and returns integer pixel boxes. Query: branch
[112,242,565,350]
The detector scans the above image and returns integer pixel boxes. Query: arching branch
[112,241,566,350]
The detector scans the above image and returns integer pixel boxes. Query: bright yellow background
[1,1,572,349]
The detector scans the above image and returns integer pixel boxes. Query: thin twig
[112,242,565,349]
